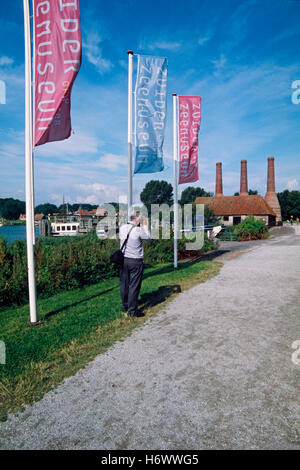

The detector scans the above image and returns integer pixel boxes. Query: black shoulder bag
[110,225,135,266]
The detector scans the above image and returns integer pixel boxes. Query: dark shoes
[127,310,145,318]
[121,306,144,317]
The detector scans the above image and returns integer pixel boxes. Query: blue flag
[134,55,168,173]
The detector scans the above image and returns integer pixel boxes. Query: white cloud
[0,64,24,88]
[222,0,257,52]
[0,56,14,66]
[95,153,127,171]
[139,39,182,51]
[35,131,102,158]
[83,30,113,74]
[198,34,211,46]
[78,182,126,205]
[270,27,300,45]
[118,59,127,70]
[287,179,298,190]
[0,129,24,157]
[149,41,181,51]
[211,54,227,72]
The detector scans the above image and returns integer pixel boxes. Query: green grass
[1,219,26,226]
[0,259,222,421]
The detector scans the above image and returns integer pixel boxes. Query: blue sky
[0,0,299,206]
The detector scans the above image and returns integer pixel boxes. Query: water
[0,225,39,244]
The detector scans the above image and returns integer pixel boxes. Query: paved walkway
[1,227,300,449]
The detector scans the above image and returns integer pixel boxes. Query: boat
[50,221,80,237]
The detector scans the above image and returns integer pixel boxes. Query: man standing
[119,213,151,317]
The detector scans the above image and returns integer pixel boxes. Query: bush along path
[220,216,269,242]
[0,232,216,308]
[0,258,222,421]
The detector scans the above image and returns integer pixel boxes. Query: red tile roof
[92,208,107,216]
[74,209,92,217]
[194,195,276,216]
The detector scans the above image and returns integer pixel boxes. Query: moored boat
[50,221,80,237]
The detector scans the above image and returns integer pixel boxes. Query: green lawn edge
[0,259,222,421]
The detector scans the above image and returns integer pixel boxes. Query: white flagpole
[32,0,36,244]
[127,50,133,220]
[172,93,178,268]
[23,0,38,324]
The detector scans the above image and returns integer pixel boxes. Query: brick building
[195,158,282,226]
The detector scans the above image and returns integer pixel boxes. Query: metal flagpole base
[28,320,43,327]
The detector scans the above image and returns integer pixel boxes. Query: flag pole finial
[127,50,133,55]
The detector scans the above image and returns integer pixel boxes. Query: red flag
[34,0,81,146]
[178,96,201,184]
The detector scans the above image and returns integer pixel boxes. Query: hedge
[0,231,216,307]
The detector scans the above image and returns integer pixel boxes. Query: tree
[34,203,58,215]
[234,190,258,196]
[140,180,173,213]
[277,190,300,220]
[179,186,212,206]
[105,202,119,211]
[0,198,25,220]
[204,205,220,225]
[58,203,98,213]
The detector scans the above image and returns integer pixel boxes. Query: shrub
[223,225,236,233]
[234,216,269,241]
[0,230,217,308]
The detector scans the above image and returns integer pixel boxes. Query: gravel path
[1,227,300,450]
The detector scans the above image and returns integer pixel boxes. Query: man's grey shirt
[119,223,151,259]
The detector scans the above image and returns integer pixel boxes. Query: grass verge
[0,259,222,421]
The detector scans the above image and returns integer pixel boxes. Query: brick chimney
[215,162,223,197]
[240,160,248,196]
[265,157,282,223]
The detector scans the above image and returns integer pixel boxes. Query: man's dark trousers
[119,257,144,314]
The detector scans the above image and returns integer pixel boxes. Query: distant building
[73,209,92,218]
[196,194,276,226]
[195,158,281,226]
[91,208,108,218]
[19,214,26,221]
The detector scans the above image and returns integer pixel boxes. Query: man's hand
[142,218,148,226]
